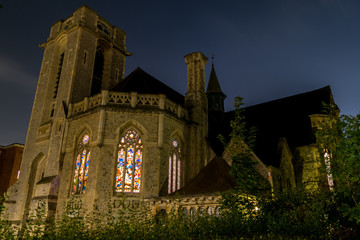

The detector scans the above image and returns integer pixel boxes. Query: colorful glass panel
[115,149,125,192]
[172,140,178,148]
[133,149,142,192]
[78,149,86,191]
[172,153,176,193]
[72,134,90,194]
[72,154,81,194]
[83,151,90,193]
[168,155,172,194]
[168,139,182,194]
[115,130,143,193]
[83,134,89,144]
[177,151,181,190]
[124,146,134,192]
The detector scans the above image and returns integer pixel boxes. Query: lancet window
[115,130,143,193]
[71,134,91,194]
[324,149,334,190]
[168,139,181,194]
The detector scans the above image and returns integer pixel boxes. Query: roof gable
[111,67,185,105]
[171,156,235,196]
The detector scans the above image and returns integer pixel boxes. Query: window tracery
[168,139,181,194]
[115,130,143,193]
[71,134,90,194]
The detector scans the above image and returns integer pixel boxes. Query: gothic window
[53,52,64,99]
[215,206,221,217]
[91,45,105,95]
[190,207,196,221]
[207,207,214,215]
[168,139,181,194]
[182,207,188,218]
[71,134,90,194]
[115,130,143,193]
[35,157,46,184]
[324,149,334,190]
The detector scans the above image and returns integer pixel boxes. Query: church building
[4,6,336,223]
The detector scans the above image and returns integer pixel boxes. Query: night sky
[1,0,360,145]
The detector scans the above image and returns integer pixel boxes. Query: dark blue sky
[0,0,359,145]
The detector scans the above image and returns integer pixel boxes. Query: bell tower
[38,5,131,121]
[4,6,131,223]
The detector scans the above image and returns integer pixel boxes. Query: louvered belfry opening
[53,52,64,99]
[91,45,105,95]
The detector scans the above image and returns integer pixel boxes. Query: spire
[206,56,223,94]
[206,56,226,112]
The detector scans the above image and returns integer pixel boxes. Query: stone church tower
[4,6,211,223]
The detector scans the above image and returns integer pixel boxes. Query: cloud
[0,57,37,88]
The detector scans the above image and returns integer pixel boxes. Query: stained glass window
[72,134,90,194]
[115,130,143,193]
[168,139,181,194]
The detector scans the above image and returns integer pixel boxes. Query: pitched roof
[111,67,185,105]
[208,86,336,167]
[206,63,225,95]
[171,156,235,196]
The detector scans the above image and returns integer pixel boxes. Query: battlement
[43,6,127,53]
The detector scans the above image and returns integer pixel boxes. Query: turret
[184,52,209,180]
[206,59,226,112]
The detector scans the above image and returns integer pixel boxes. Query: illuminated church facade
[4,6,336,223]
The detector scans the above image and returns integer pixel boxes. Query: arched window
[215,206,221,217]
[190,207,196,221]
[71,134,90,194]
[168,139,181,194]
[115,130,143,193]
[207,207,214,216]
[182,207,188,218]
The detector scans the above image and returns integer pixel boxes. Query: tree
[316,108,360,227]
[220,97,270,224]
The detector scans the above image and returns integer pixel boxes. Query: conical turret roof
[206,63,224,94]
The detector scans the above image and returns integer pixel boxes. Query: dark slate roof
[111,67,185,105]
[206,63,225,95]
[208,86,336,168]
[171,156,235,196]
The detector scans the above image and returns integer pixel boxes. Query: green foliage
[257,188,332,238]
[222,97,259,195]
[218,99,360,238]
[229,97,257,149]
[220,97,268,219]
[0,193,16,240]
[316,108,360,232]
[0,197,266,239]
